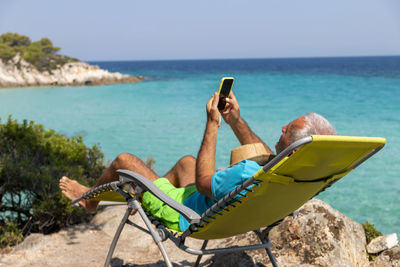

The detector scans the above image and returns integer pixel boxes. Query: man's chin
[275,143,280,154]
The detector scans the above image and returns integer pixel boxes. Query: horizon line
[85,54,400,63]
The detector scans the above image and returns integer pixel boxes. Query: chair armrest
[117,169,201,225]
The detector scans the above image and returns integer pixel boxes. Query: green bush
[0,33,31,47]
[362,221,383,244]
[0,32,77,71]
[0,43,17,63]
[0,221,23,248]
[0,116,105,247]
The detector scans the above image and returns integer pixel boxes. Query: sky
[0,0,399,61]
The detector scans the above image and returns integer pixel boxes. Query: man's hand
[206,93,221,127]
[221,91,240,126]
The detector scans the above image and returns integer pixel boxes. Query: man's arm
[222,92,274,154]
[230,117,274,154]
[195,93,220,199]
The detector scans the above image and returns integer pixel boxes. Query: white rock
[209,199,371,267]
[367,233,399,254]
[0,56,142,88]
[369,245,400,267]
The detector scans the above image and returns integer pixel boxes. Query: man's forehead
[289,116,306,129]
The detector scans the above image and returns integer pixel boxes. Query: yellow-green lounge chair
[72,135,385,267]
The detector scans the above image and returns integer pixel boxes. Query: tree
[32,38,60,54]
[0,33,76,70]
[0,43,16,63]
[0,33,31,47]
[0,116,105,246]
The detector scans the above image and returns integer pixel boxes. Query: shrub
[0,221,23,248]
[362,221,383,244]
[0,33,31,47]
[0,43,17,63]
[0,116,105,247]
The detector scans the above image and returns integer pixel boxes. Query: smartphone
[217,77,234,110]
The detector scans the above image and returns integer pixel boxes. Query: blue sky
[0,0,399,61]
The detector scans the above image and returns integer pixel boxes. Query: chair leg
[264,244,278,267]
[132,199,174,267]
[254,230,278,267]
[194,240,208,267]
[104,206,132,267]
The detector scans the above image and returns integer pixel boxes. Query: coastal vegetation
[0,116,105,248]
[363,221,383,244]
[362,221,384,260]
[0,32,77,72]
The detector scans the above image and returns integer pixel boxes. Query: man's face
[275,116,306,154]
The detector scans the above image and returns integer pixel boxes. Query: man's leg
[163,155,196,188]
[59,153,159,212]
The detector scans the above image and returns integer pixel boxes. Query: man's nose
[282,125,287,133]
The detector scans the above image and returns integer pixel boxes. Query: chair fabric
[189,135,385,239]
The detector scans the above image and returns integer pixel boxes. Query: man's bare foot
[59,176,98,212]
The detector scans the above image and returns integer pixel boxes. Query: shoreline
[0,75,144,89]
[0,59,144,89]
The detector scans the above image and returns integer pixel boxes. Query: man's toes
[59,181,69,189]
[60,176,70,183]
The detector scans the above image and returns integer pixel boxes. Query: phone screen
[218,78,234,110]
[220,79,233,97]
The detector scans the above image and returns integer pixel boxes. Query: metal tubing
[262,136,312,173]
[125,219,151,235]
[194,240,208,267]
[104,207,132,267]
[133,200,173,267]
[254,230,278,267]
[177,241,271,256]
[265,245,278,267]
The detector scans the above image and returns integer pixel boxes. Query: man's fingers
[229,92,239,105]
[226,93,239,109]
[212,92,219,108]
[222,102,232,114]
[206,94,214,110]
[230,91,237,101]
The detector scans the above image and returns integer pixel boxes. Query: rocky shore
[0,56,143,88]
[1,199,398,267]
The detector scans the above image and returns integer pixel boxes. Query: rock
[3,200,398,267]
[207,199,370,267]
[12,233,51,252]
[0,206,226,266]
[369,245,400,267]
[0,57,144,88]
[367,233,399,254]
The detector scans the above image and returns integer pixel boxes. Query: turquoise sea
[0,57,399,236]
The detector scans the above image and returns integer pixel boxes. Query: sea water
[0,57,399,235]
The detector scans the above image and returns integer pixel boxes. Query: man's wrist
[207,119,220,128]
[229,116,244,129]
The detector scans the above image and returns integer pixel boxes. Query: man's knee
[178,155,196,168]
[113,153,136,168]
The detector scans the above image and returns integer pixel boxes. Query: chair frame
[72,136,384,267]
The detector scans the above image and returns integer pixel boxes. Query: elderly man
[60,91,336,231]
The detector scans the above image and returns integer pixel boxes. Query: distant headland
[0,33,143,88]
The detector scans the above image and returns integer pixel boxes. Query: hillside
[0,33,143,88]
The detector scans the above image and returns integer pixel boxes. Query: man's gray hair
[289,112,337,144]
